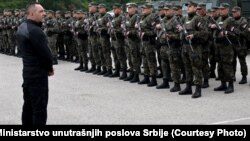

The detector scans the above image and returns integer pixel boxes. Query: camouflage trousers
[7,30,15,54]
[76,37,88,64]
[110,41,119,69]
[124,38,133,71]
[128,38,141,74]
[99,36,112,69]
[56,34,65,58]
[3,33,8,52]
[216,43,234,82]
[48,35,58,58]
[233,44,248,76]
[182,44,203,85]
[0,34,3,51]
[88,35,100,67]
[141,40,157,76]
[202,45,210,80]
[64,35,73,59]
[159,45,171,80]
[168,46,182,83]
[209,41,217,74]
[112,38,127,70]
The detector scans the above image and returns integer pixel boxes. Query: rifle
[157,18,170,48]
[84,12,91,36]
[177,17,194,52]
[121,14,130,46]
[208,16,232,45]
[136,15,143,48]
[93,15,101,38]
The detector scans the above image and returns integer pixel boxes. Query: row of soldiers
[1,1,250,99]
[71,1,250,99]
[0,9,26,56]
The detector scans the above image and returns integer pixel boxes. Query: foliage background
[0,0,146,12]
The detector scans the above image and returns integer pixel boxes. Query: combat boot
[93,66,101,74]
[109,68,120,78]
[239,75,247,84]
[80,64,88,72]
[119,69,127,80]
[202,79,209,88]
[170,83,181,92]
[98,67,107,75]
[124,71,134,81]
[225,81,234,94]
[192,85,201,98]
[138,75,150,85]
[179,83,192,95]
[86,65,96,73]
[130,74,139,83]
[156,79,169,89]
[147,76,157,87]
[103,68,112,77]
[214,81,227,91]
[74,62,83,71]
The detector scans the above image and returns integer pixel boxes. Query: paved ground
[0,53,250,125]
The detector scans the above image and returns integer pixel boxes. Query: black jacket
[16,19,53,79]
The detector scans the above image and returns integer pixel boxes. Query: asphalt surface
[0,53,250,125]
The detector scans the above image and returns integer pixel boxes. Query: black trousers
[22,78,48,125]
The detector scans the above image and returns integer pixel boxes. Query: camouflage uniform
[125,3,141,83]
[232,6,248,84]
[109,4,127,79]
[157,5,182,91]
[45,10,59,64]
[179,1,208,98]
[55,11,65,60]
[87,11,101,73]
[137,4,159,87]
[96,4,113,76]
[197,3,211,88]
[74,11,89,71]
[214,3,236,94]
[62,11,74,61]
[0,13,3,52]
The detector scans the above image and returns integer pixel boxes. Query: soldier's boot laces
[201,79,209,88]
[156,79,169,89]
[119,69,127,80]
[138,75,150,85]
[75,63,83,71]
[130,74,139,83]
[92,66,101,74]
[124,71,134,81]
[179,83,192,95]
[80,64,88,72]
[192,85,202,98]
[214,81,227,91]
[103,69,112,77]
[170,83,181,92]
[147,76,157,87]
[225,81,234,94]
[239,75,247,84]
[86,65,96,73]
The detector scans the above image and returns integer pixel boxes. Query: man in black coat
[16,3,54,125]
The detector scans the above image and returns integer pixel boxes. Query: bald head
[26,3,46,23]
